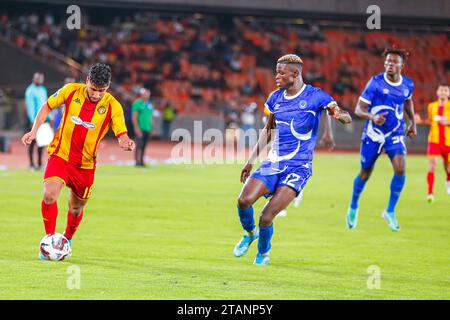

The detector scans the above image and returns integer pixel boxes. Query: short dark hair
[88,63,111,87]
[382,47,410,61]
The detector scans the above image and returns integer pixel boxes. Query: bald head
[32,72,44,85]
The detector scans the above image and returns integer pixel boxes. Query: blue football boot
[346,207,359,230]
[253,253,270,265]
[382,210,400,232]
[233,230,259,257]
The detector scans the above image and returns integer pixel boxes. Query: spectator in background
[162,101,177,140]
[355,36,368,49]
[52,77,75,130]
[305,67,325,84]
[132,88,155,166]
[122,94,135,137]
[25,72,47,170]
[240,102,257,148]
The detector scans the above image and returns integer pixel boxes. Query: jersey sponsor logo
[82,122,96,129]
[97,105,107,115]
[71,116,83,125]
[74,98,81,104]
[299,100,308,109]
[274,103,280,110]
[382,88,389,94]
[71,116,96,129]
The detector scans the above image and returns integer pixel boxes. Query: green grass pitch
[0,153,448,299]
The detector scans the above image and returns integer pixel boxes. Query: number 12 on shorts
[282,173,301,188]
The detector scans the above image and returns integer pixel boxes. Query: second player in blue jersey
[346,47,417,232]
[233,54,352,265]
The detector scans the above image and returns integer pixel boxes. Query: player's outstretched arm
[21,103,52,146]
[404,99,417,138]
[118,134,136,151]
[327,104,352,124]
[240,113,275,183]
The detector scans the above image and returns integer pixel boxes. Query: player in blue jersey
[346,48,417,232]
[233,54,352,265]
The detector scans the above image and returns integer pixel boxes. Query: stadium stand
[0,10,449,119]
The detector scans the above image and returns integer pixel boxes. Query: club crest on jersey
[299,100,308,109]
[71,116,96,129]
[403,89,409,97]
[74,98,81,104]
[97,105,107,114]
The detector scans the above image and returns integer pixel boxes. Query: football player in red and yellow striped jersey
[22,63,135,259]
[422,84,450,202]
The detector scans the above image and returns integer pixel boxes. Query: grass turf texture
[0,154,449,299]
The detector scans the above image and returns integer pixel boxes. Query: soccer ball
[39,233,71,261]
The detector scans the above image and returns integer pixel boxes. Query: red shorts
[427,143,450,163]
[44,155,95,200]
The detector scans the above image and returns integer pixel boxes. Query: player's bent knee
[43,192,58,204]
[394,166,406,176]
[360,170,372,181]
[258,214,274,228]
[69,206,83,217]
[237,195,254,209]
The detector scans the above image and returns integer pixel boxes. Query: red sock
[64,211,83,239]
[41,200,58,235]
[427,171,435,194]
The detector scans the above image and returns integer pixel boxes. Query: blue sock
[237,206,255,233]
[258,225,273,255]
[350,175,367,210]
[387,175,406,212]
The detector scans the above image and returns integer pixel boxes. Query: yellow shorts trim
[70,190,90,202]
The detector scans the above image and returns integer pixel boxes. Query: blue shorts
[250,161,312,197]
[360,135,407,170]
